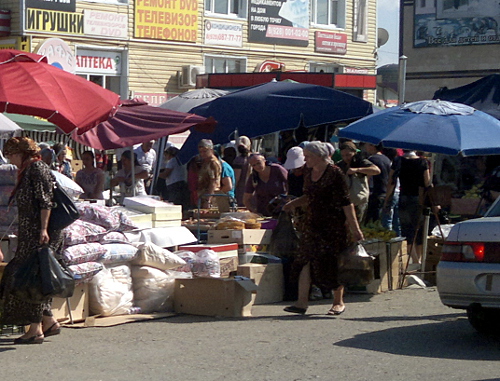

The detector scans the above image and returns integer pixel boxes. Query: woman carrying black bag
[0,137,64,344]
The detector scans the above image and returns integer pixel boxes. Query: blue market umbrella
[338,100,500,156]
[179,81,373,161]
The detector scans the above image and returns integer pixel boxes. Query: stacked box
[208,229,274,265]
[113,206,153,229]
[237,263,284,304]
[152,205,183,228]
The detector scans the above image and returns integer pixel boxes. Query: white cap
[283,146,305,170]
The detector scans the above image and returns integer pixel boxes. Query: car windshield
[484,197,500,217]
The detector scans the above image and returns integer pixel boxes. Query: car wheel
[466,306,500,335]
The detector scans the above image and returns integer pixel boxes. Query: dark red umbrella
[0,49,120,134]
[71,99,216,150]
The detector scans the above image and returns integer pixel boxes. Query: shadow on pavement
[334,318,500,360]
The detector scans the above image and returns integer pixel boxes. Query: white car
[437,198,500,334]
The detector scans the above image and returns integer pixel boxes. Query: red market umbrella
[71,99,216,150]
[0,49,120,134]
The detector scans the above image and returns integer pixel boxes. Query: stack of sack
[60,203,140,316]
[0,164,19,232]
[128,242,188,313]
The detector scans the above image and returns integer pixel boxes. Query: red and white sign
[344,67,370,74]
[76,49,122,75]
[258,60,286,73]
[84,10,128,39]
[36,38,76,73]
[315,31,347,54]
[204,20,242,47]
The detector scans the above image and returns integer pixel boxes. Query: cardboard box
[207,229,273,245]
[219,256,238,277]
[51,283,89,323]
[237,263,284,304]
[179,243,238,258]
[174,277,258,317]
[424,236,443,285]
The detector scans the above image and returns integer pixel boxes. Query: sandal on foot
[43,322,61,337]
[284,306,307,314]
[13,334,44,345]
[327,305,345,315]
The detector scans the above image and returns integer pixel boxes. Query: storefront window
[353,0,368,42]
[312,0,345,28]
[205,55,246,73]
[205,0,246,17]
[77,74,121,95]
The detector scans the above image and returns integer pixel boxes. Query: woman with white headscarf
[283,141,364,316]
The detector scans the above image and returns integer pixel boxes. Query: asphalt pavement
[1,286,499,381]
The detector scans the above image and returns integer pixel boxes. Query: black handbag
[13,246,75,303]
[48,182,80,233]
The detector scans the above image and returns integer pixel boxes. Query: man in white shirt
[134,140,157,193]
[134,140,157,174]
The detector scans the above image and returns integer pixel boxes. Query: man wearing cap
[197,139,222,208]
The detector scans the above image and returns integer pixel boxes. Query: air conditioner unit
[179,65,205,88]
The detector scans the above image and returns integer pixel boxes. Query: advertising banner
[315,31,347,54]
[204,20,242,47]
[135,0,198,42]
[84,10,128,38]
[414,0,500,48]
[26,9,84,34]
[249,0,309,47]
[26,0,76,12]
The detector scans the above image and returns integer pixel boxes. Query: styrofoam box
[123,196,181,214]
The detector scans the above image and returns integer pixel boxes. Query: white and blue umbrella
[339,100,500,156]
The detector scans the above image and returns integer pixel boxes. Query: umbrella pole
[130,146,136,197]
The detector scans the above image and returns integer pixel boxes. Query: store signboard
[26,0,76,12]
[248,0,309,47]
[36,37,76,73]
[84,10,128,38]
[26,9,84,35]
[0,36,30,51]
[414,0,500,48]
[76,49,122,75]
[204,20,242,47]
[134,0,198,42]
[315,31,347,54]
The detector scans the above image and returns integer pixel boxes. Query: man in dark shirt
[365,143,392,224]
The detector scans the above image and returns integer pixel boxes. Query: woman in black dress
[283,141,364,315]
[0,137,63,344]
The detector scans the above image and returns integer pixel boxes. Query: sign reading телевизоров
[134,0,198,42]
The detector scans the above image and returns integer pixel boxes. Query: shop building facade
[401,0,500,102]
[1,0,378,105]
